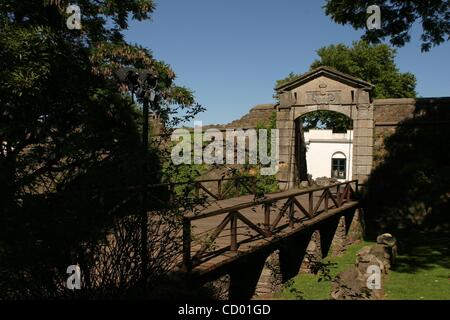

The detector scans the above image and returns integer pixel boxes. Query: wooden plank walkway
[186,185,359,274]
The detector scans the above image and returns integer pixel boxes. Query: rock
[331,267,372,300]
[300,181,309,188]
[356,253,386,275]
[330,234,399,300]
[357,245,371,257]
[376,233,398,266]
[204,275,230,300]
[315,177,331,186]
[377,233,397,247]
[370,245,392,269]
[315,177,339,187]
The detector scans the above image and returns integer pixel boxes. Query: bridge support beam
[279,232,313,281]
[299,230,322,273]
[228,253,267,300]
[317,215,341,258]
[299,213,346,273]
[194,203,363,300]
[203,274,231,300]
[346,208,365,243]
[330,215,347,257]
[253,250,283,298]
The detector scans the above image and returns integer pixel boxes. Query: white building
[304,129,353,181]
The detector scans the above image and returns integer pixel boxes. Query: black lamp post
[115,67,158,290]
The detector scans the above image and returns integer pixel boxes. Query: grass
[278,240,374,300]
[279,231,450,300]
[383,231,450,300]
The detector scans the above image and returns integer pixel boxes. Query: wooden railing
[140,176,259,203]
[182,180,359,271]
[193,176,257,200]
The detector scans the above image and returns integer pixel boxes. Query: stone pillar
[203,274,230,300]
[353,102,375,183]
[254,250,283,297]
[347,208,365,243]
[277,107,295,190]
[330,216,347,257]
[279,233,313,281]
[299,230,322,273]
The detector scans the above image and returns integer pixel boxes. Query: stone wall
[226,104,275,128]
[373,97,450,167]
[204,104,275,130]
[177,92,450,189]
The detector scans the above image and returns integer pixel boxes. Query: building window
[331,158,346,179]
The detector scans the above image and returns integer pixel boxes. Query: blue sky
[124,0,450,125]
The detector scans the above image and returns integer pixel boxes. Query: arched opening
[294,110,353,184]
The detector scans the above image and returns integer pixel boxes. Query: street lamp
[115,67,158,290]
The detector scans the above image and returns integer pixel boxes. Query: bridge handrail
[99,175,258,192]
[181,180,359,271]
[185,180,359,221]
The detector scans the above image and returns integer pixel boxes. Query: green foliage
[254,111,280,195]
[162,162,208,198]
[310,41,417,99]
[302,110,352,132]
[279,241,374,300]
[0,0,203,298]
[274,72,300,99]
[220,113,280,198]
[324,0,450,52]
[284,279,304,300]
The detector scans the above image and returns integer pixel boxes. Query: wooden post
[346,183,351,203]
[218,180,222,200]
[195,182,199,198]
[309,192,313,216]
[336,185,342,207]
[289,198,294,228]
[230,212,238,252]
[264,204,271,236]
[324,189,329,213]
[182,217,192,271]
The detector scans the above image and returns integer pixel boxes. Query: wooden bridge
[166,177,364,299]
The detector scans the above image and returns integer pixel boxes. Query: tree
[0,1,203,298]
[324,0,450,52]
[310,41,417,99]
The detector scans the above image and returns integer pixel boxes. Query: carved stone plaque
[306,82,341,105]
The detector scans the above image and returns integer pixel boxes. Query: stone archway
[275,67,375,190]
[293,109,353,184]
